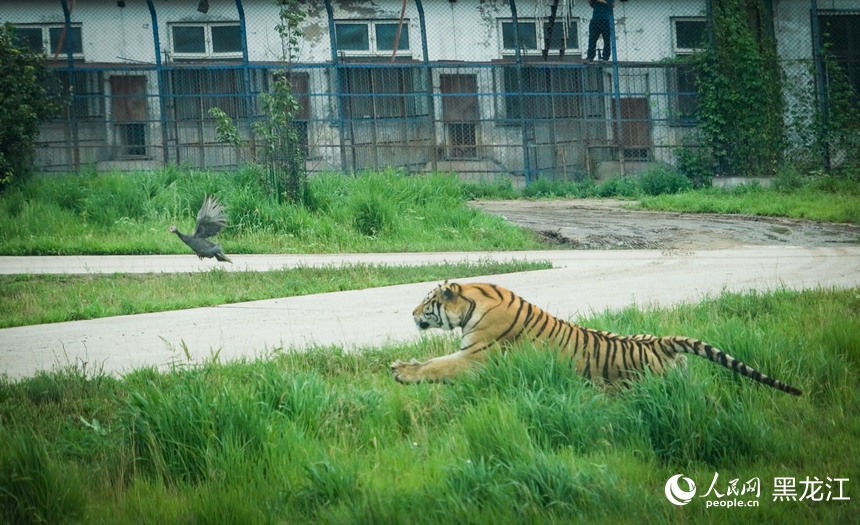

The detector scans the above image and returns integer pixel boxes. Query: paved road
[1,247,858,379]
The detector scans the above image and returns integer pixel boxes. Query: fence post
[415,0,437,172]
[59,0,79,170]
[608,6,624,177]
[235,0,257,163]
[323,0,348,172]
[509,0,533,185]
[145,0,170,166]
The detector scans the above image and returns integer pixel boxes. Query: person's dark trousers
[586,18,612,61]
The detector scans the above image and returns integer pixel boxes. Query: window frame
[817,10,860,108]
[333,20,412,57]
[168,22,243,60]
[13,23,84,60]
[498,18,580,56]
[668,18,706,126]
[671,17,707,54]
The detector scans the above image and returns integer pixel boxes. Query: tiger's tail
[659,336,802,396]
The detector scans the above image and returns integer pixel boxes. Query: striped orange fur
[391,282,801,396]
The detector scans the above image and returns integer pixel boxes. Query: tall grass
[0,288,856,523]
[0,168,544,255]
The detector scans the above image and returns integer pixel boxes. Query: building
[2,0,858,181]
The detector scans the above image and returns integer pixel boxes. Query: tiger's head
[413,281,472,331]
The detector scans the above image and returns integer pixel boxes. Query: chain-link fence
[2,0,858,183]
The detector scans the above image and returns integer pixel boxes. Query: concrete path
[1,246,858,380]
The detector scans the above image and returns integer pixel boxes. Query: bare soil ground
[471,199,860,250]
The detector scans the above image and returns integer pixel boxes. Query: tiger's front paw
[391,358,426,384]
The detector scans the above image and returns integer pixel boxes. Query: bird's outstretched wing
[193,195,228,239]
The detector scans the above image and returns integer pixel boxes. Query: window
[169,23,242,59]
[169,68,266,120]
[339,66,427,120]
[110,76,149,158]
[500,19,579,55]
[46,70,104,119]
[818,11,860,107]
[334,20,410,56]
[671,18,706,53]
[501,66,584,120]
[13,24,84,60]
[669,18,706,125]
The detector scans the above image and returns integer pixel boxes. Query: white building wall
[0,0,830,175]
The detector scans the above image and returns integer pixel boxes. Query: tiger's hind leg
[391,351,484,384]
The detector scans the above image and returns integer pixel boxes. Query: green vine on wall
[694,0,785,177]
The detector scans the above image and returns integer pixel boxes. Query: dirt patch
[471,199,860,251]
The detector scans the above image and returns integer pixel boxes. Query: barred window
[48,70,104,119]
[169,68,266,120]
[340,66,427,120]
[501,66,585,120]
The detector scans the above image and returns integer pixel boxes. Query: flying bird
[168,195,232,263]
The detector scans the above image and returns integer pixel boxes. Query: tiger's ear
[441,285,455,301]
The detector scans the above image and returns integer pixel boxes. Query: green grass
[0,168,545,255]
[4,168,859,257]
[0,288,856,524]
[636,177,860,223]
[0,259,550,328]
[463,171,860,224]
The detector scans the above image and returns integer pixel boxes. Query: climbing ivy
[694,0,785,177]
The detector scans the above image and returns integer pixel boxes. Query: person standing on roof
[585,0,615,63]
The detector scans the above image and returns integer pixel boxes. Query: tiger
[390,281,802,396]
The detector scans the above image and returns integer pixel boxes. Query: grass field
[2,169,858,257]
[0,259,550,328]
[0,168,544,255]
[1,287,856,524]
[636,176,860,224]
[463,171,860,224]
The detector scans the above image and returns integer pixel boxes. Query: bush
[0,24,62,190]
[675,146,714,187]
[596,176,640,198]
[638,167,692,196]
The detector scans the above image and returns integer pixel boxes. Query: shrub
[638,167,692,196]
[0,24,62,190]
[596,176,640,198]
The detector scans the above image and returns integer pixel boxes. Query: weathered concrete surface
[1,247,858,379]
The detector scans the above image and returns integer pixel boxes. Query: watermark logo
[665,474,697,506]
[663,473,850,508]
